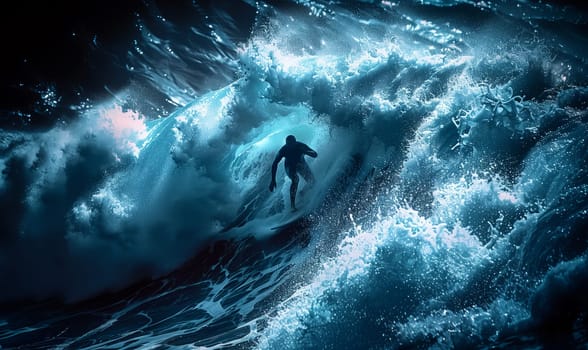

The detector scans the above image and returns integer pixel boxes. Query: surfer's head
[286,135,296,145]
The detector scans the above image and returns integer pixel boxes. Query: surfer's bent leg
[299,162,315,187]
[286,166,299,210]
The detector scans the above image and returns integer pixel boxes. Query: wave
[1,0,587,348]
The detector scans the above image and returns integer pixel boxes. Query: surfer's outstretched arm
[269,150,284,192]
[303,144,318,158]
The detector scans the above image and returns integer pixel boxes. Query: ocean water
[1,1,587,349]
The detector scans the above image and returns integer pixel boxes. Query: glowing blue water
[1,1,587,349]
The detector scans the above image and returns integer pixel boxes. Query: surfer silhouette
[269,135,318,211]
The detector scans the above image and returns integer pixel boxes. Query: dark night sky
[1,1,143,129]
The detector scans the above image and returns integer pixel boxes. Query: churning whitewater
[1,0,587,349]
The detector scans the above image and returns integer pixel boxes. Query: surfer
[269,135,318,211]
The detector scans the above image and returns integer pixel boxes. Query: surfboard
[270,208,309,231]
